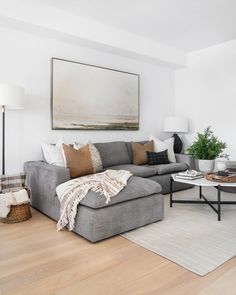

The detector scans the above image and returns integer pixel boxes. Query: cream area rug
[122,187,236,276]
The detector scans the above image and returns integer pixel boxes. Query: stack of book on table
[175,170,204,180]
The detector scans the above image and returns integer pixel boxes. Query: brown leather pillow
[131,141,154,165]
[62,144,94,178]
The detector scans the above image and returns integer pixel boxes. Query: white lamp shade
[0,83,24,109]
[164,116,188,133]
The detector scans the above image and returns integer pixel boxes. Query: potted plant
[186,126,228,173]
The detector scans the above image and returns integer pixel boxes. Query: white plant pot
[198,159,215,173]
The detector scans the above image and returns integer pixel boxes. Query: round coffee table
[170,175,236,221]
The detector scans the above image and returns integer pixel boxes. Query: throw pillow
[62,144,94,178]
[73,142,103,173]
[149,135,176,163]
[41,138,66,167]
[147,150,170,165]
[131,141,154,165]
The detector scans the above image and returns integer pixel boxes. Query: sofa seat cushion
[145,163,188,175]
[108,164,157,178]
[79,176,162,209]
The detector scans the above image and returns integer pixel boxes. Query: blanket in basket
[56,170,132,231]
[0,189,29,218]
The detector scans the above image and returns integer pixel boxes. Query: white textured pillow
[42,139,66,167]
[149,135,176,163]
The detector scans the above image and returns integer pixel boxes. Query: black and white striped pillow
[147,150,170,165]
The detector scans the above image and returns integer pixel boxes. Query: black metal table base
[170,177,236,221]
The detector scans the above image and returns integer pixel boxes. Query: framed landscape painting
[51,58,139,130]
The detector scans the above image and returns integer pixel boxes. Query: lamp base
[172,133,183,153]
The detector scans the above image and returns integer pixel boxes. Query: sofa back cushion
[94,141,131,168]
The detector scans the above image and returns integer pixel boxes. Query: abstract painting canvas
[51,58,139,130]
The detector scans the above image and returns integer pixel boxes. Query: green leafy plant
[186,126,229,160]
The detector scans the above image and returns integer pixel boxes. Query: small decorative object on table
[217,170,229,177]
[0,173,31,224]
[215,160,227,172]
[175,170,204,180]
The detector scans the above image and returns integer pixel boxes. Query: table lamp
[0,83,24,175]
[163,116,188,153]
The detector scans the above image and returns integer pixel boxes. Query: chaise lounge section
[24,140,194,242]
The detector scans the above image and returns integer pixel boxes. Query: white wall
[0,0,187,67]
[175,39,236,161]
[0,27,175,173]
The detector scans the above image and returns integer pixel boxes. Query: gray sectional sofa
[25,141,194,242]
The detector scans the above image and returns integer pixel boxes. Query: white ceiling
[44,0,236,51]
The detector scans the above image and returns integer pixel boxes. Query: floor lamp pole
[2,105,5,175]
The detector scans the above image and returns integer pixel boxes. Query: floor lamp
[0,83,24,175]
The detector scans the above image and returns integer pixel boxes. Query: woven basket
[0,187,32,224]
[0,203,32,224]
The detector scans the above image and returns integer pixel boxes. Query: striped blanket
[56,170,132,231]
[0,173,26,193]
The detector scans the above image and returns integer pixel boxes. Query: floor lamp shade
[0,83,24,109]
[163,116,188,153]
[0,83,24,175]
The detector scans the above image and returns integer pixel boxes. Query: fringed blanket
[56,170,132,231]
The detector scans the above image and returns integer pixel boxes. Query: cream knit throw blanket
[56,170,132,231]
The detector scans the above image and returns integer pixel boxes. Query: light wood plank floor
[1,209,236,295]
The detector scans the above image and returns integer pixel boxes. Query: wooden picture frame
[51,57,139,130]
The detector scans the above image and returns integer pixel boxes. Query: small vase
[198,159,215,173]
[215,160,227,172]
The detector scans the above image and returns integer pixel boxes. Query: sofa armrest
[175,154,196,170]
[24,161,70,204]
